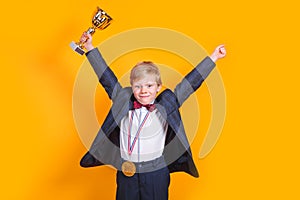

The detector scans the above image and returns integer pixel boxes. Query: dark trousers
[116,166,170,200]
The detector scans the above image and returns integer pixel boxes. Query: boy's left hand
[210,45,226,62]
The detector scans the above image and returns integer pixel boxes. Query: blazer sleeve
[174,56,216,106]
[86,48,122,101]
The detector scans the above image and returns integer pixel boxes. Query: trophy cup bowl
[70,7,113,55]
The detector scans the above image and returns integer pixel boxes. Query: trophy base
[70,41,85,55]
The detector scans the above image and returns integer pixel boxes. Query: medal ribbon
[127,110,150,155]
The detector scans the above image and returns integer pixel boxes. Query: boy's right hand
[80,32,94,52]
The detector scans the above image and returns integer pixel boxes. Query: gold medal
[121,161,136,177]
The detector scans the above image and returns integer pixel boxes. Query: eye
[134,85,140,89]
[147,84,153,88]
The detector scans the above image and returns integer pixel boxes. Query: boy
[79,32,226,200]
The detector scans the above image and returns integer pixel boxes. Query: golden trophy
[70,7,113,55]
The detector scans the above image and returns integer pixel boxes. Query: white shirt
[120,106,168,162]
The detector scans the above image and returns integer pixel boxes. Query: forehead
[131,75,157,85]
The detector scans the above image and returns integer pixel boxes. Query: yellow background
[1,0,299,199]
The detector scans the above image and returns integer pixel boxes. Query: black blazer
[80,48,216,178]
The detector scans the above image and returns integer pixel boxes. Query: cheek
[132,87,138,93]
[152,87,160,93]
[132,90,140,98]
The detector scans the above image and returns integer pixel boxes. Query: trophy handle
[99,21,111,30]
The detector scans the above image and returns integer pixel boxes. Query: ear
[157,84,162,92]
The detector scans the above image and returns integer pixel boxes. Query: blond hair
[130,61,162,85]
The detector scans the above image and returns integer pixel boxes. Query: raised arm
[174,45,226,106]
[80,33,122,101]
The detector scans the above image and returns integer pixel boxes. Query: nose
[140,86,147,93]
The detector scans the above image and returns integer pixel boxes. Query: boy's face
[131,75,161,105]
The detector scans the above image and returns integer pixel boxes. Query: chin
[138,99,151,105]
